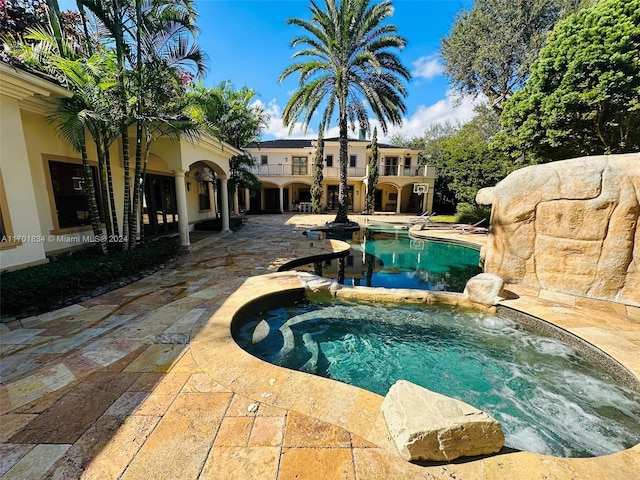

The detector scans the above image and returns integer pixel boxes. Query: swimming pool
[234,296,640,458]
[298,226,482,292]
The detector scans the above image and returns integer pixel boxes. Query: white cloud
[255,98,340,139]
[257,90,483,143]
[412,55,444,81]
[377,90,482,142]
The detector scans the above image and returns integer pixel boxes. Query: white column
[279,186,284,213]
[233,189,240,216]
[422,187,429,214]
[207,181,215,215]
[244,188,251,212]
[396,185,402,214]
[220,179,230,232]
[173,170,190,250]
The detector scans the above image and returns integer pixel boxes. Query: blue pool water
[302,225,482,292]
[235,298,640,458]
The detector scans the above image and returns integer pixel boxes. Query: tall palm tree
[189,82,269,210]
[51,77,109,254]
[280,0,410,224]
[129,0,205,247]
[79,0,205,248]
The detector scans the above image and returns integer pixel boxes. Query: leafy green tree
[280,0,410,224]
[311,130,324,213]
[441,0,592,113]
[392,105,516,212]
[500,0,640,160]
[365,127,379,214]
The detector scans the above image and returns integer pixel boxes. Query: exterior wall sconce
[187,182,191,191]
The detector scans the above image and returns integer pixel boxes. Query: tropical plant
[188,81,268,210]
[441,0,594,113]
[311,130,324,213]
[280,0,410,224]
[365,126,379,214]
[76,0,206,248]
[5,19,116,253]
[500,0,640,160]
[50,70,109,254]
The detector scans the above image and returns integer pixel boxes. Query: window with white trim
[292,156,308,175]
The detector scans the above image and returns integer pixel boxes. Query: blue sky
[194,0,478,141]
[57,0,478,141]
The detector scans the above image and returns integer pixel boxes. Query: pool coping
[190,270,640,470]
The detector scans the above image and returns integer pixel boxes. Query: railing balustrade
[251,163,435,178]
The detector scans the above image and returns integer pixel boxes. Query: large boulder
[463,273,505,306]
[477,154,640,306]
[381,380,504,462]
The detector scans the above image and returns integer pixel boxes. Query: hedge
[0,238,180,319]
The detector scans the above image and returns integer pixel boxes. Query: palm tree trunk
[80,140,107,254]
[111,0,130,250]
[334,114,349,224]
[130,121,143,248]
[102,137,120,238]
[138,138,152,246]
[129,0,144,249]
[96,145,113,238]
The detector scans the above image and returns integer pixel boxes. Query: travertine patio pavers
[1,213,638,479]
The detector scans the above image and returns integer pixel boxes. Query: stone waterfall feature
[476,153,639,306]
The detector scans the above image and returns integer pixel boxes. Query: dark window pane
[49,161,100,228]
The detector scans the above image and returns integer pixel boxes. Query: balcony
[251,164,435,178]
[250,164,306,176]
[380,165,435,178]
[323,166,366,178]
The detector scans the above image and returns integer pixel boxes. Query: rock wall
[477,154,640,306]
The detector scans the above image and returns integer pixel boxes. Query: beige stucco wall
[0,96,48,269]
[1,66,237,270]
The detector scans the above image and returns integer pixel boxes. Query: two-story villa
[245,137,435,215]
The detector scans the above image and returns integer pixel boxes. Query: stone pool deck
[1,214,638,479]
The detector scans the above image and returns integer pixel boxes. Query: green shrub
[0,239,180,318]
[455,203,491,226]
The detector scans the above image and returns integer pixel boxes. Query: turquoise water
[303,226,482,292]
[235,299,640,458]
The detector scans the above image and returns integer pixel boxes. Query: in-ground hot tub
[233,288,640,458]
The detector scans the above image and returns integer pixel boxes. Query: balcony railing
[251,163,435,178]
[380,165,435,177]
[323,166,367,178]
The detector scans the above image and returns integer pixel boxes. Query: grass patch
[1,238,181,319]
[430,215,458,223]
